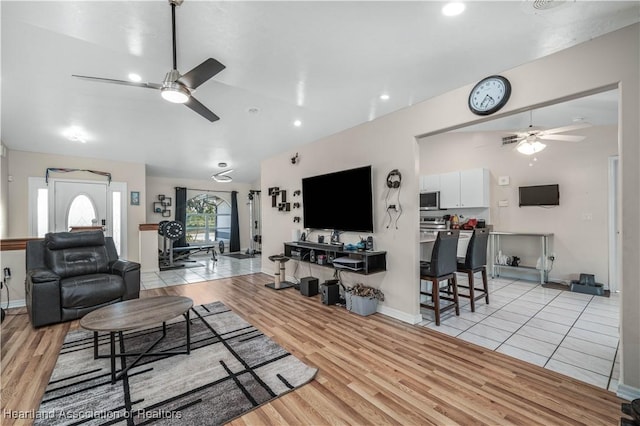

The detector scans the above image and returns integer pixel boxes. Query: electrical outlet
[498,200,509,207]
[581,213,593,221]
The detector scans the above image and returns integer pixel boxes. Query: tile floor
[419,275,620,392]
[143,255,620,393]
[140,253,262,290]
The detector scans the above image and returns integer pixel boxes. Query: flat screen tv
[302,165,374,232]
[519,184,560,207]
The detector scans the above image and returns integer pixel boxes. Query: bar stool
[265,254,296,290]
[420,230,460,326]
[456,228,490,312]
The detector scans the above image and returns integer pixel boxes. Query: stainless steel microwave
[420,191,440,211]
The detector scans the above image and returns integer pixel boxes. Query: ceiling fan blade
[178,58,226,89]
[542,122,591,135]
[538,134,586,142]
[185,96,220,122]
[72,75,162,89]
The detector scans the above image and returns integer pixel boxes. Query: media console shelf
[283,242,386,275]
[490,231,553,284]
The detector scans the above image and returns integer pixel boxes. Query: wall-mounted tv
[519,184,560,207]
[302,165,374,232]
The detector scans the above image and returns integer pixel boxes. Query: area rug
[222,252,255,260]
[36,302,317,425]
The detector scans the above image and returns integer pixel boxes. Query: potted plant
[345,283,385,316]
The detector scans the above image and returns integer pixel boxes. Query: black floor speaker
[300,276,319,297]
[321,282,340,305]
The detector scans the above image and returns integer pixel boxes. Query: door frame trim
[27,177,128,258]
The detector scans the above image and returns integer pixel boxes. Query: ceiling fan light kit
[161,82,190,104]
[516,139,547,155]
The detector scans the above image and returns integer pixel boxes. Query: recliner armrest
[25,268,62,327]
[110,260,141,301]
[27,268,61,283]
[110,259,141,275]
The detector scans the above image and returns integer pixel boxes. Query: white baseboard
[6,299,26,309]
[377,305,423,325]
[617,383,640,401]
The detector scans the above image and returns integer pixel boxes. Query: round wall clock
[468,75,511,116]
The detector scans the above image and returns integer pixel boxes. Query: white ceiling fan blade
[538,134,586,142]
[542,122,591,135]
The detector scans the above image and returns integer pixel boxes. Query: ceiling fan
[72,0,225,122]
[502,111,591,155]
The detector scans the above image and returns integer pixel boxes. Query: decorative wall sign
[130,191,140,206]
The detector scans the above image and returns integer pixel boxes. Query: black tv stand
[284,242,386,275]
[295,240,344,251]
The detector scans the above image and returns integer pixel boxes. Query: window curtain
[230,191,240,252]
[175,187,187,247]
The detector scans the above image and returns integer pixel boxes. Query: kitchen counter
[420,230,472,259]
[420,231,438,243]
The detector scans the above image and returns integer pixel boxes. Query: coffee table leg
[110,331,116,384]
[185,310,191,355]
[93,332,99,359]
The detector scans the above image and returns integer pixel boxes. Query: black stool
[265,255,296,290]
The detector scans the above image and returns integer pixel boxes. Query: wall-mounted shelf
[283,242,386,275]
[153,195,172,217]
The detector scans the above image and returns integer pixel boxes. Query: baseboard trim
[5,299,26,309]
[617,383,640,401]
[377,305,422,325]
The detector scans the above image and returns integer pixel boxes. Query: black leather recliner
[25,231,141,327]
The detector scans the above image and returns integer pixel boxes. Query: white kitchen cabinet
[439,168,489,209]
[420,174,440,192]
[439,171,461,208]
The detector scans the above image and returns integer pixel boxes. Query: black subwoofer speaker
[321,282,340,305]
[300,276,319,297]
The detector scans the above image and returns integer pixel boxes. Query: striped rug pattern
[36,301,317,425]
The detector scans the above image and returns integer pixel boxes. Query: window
[185,193,231,245]
[67,194,97,228]
[112,191,121,254]
[36,188,48,237]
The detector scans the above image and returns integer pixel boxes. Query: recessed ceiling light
[293,120,302,127]
[62,126,88,143]
[218,162,228,168]
[380,94,390,101]
[128,73,142,82]
[247,107,260,114]
[442,2,465,16]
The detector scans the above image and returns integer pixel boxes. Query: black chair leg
[452,274,460,316]
[467,270,476,312]
[481,267,489,304]
[432,278,441,326]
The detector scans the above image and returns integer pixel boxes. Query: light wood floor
[1,273,625,425]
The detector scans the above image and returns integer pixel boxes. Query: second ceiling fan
[73,0,225,122]
[503,111,591,155]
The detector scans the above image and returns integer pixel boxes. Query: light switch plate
[498,176,510,186]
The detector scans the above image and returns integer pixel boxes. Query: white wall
[0,143,8,238]
[6,150,146,261]
[261,24,640,394]
[419,125,618,284]
[145,176,257,252]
